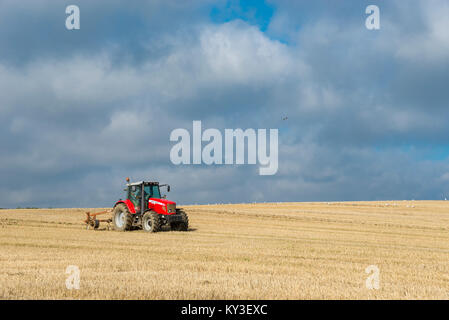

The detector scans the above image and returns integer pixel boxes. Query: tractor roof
[126,181,159,187]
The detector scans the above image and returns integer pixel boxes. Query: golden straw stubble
[0,201,448,299]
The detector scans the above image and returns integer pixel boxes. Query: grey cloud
[0,0,214,66]
[1,0,449,208]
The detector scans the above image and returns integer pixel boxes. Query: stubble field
[1,201,449,299]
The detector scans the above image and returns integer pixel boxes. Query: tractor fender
[114,199,136,214]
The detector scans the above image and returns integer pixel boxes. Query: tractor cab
[125,180,170,214]
[127,182,158,208]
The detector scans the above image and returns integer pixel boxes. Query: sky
[1,0,449,208]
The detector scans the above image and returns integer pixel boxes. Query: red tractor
[112,178,188,232]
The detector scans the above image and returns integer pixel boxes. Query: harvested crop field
[1,201,449,299]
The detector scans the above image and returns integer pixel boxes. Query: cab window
[144,185,161,199]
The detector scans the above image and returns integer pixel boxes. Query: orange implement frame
[84,210,112,230]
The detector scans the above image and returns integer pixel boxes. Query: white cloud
[200,21,293,83]
[394,0,449,62]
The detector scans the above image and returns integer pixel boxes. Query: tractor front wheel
[113,203,133,231]
[171,209,189,231]
[142,211,161,233]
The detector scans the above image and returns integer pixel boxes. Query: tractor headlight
[167,204,176,213]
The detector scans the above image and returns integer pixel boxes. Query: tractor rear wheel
[171,209,189,231]
[142,211,161,233]
[113,203,133,231]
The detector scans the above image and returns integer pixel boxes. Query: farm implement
[84,210,112,230]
